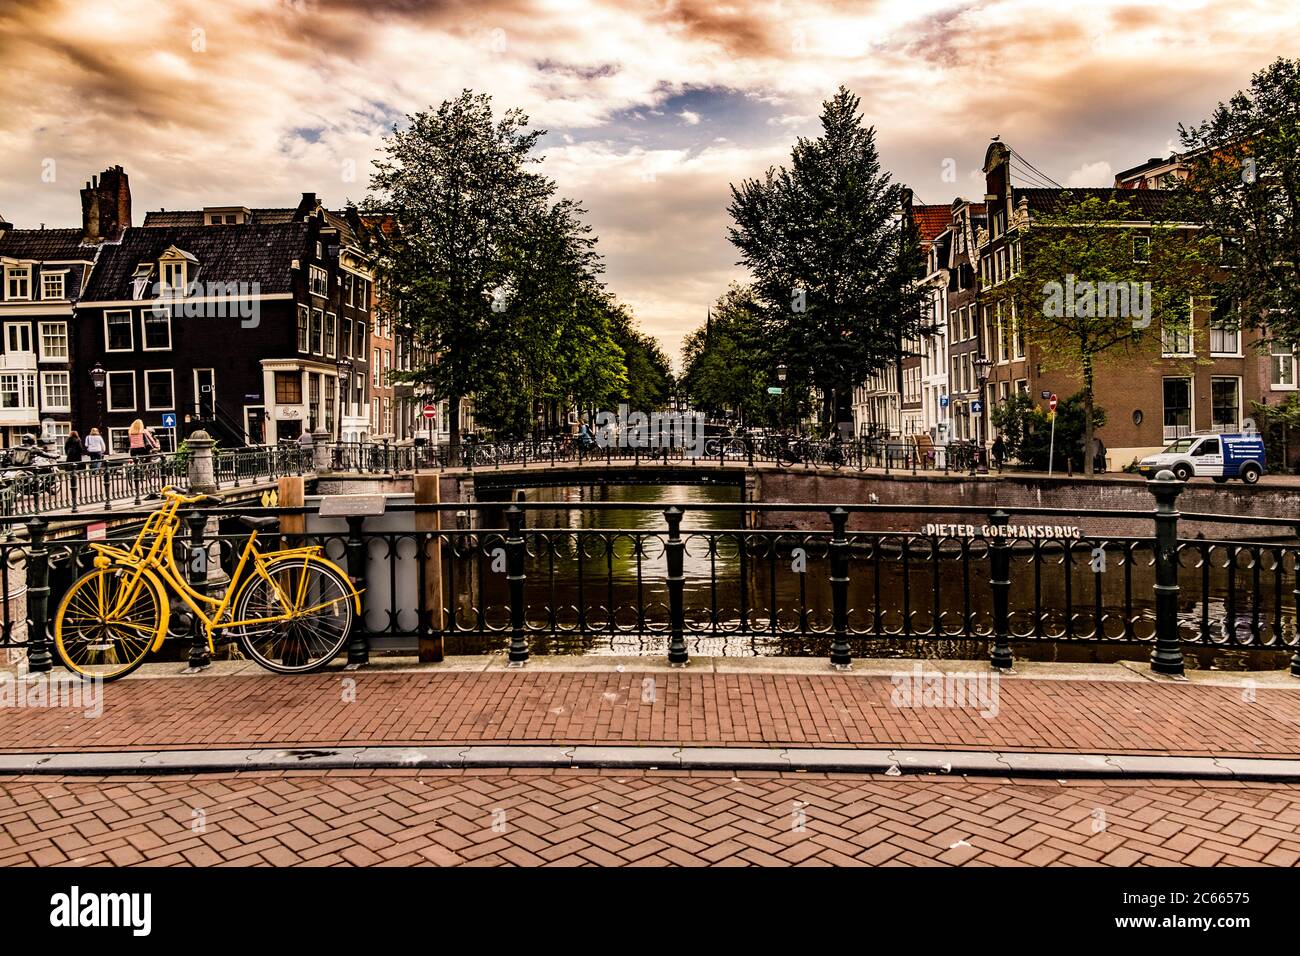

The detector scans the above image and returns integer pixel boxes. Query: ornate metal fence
[4,477,1299,678]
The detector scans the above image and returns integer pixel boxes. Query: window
[383,349,391,375]
[132,264,153,300]
[297,306,309,353]
[145,370,175,410]
[160,259,186,294]
[106,371,136,411]
[1211,377,1240,432]
[373,347,380,370]
[341,317,353,357]
[325,312,337,357]
[324,377,335,434]
[40,371,70,411]
[0,373,36,409]
[105,310,134,351]
[108,428,131,454]
[383,397,392,434]
[311,309,323,354]
[1133,235,1151,263]
[5,323,32,354]
[308,374,320,431]
[274,371,302,405]
[38,322,68,361]
[1163,377,1192,441]
[1209,299,1239,355]
[143,311,171,350]
[309,265,328,297]
[1160,304,1193,357]
[354,321,366,358]
[1271,341,1295,388]
[354,277,368,312]
[41,272,65,300]
[152,427,177,453]
[342,272,353,307]
[5,266,31,300]
[1192,437,1220,457]
[372,396,380,427]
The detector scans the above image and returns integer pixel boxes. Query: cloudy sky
[2,0,1297,363]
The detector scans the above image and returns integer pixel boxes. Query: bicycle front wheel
[55,565,166,681]
[233,558,354,673]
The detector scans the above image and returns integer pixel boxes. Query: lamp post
[89,362,106,438]
[335,357,351,444]
[776,362,788,435]
[973,356,993,474]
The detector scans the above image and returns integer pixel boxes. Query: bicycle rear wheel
[55,565,166,681]
[232,558,354,673]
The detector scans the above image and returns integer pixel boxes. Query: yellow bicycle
[54,487,361,681]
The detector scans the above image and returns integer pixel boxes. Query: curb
[2,745,1299,781]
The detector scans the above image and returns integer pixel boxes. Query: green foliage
[990,392,1105,470]
[362,90,665,443]
[1002,193,1215,472]
[1175,57,1300,346]
[680,285,776,424]
[726,87,931,428]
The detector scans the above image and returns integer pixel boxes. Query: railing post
[1150,470,1185,676]
[185,508,211,669]
[828,506,852,669]
[988,510,1014,669]
[664,506,688,666]
[505,505,528,666]
[23,518,52,673]
[344,515,369,666]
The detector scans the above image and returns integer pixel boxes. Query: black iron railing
[5,476,1299,678]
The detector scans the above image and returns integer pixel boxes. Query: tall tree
[680,284,773,424]
[1002,194,1216,474]
[727,87,929,431]
[363,91,553,451]
[608,304,674,411]
[1175,57,1300,346]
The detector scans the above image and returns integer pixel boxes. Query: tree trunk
[1082,352,1095,477]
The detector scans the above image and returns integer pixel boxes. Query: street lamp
[973,356,994,473]
[89,362,106,437]
[335,357,351,443]
[775,363,788,435]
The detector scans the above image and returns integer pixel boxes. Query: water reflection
[448,484,1292,669]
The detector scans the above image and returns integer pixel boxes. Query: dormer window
[309,265,328,297]
[41,271,66,300]
[132,264,154,300]
[161,259,186,294]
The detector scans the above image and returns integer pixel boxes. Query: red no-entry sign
[423,404,437,420]
[1048,393,1058,412]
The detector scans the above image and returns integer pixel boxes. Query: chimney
[81,165,132,243]
[295,191,320,221]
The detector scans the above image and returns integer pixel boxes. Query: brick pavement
[2,770,1299,867]
[2,670,1298,758]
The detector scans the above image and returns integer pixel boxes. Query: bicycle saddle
[238,515,279,530]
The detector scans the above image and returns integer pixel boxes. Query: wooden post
[415,474,445,662]
[278,476,305,545]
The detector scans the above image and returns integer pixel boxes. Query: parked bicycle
[54,487,361,681]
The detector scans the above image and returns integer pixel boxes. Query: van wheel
[1173,463,1193,481]
[1212,476,1228,484]
[1241,463,1262,484]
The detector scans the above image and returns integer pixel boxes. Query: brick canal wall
[750,471,1299,540]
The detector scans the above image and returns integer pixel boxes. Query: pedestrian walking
[84,428,106,469]
[64,430,85,465]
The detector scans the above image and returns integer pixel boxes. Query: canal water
[457,483,1291,670]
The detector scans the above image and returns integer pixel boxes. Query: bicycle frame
[89,491,357,653]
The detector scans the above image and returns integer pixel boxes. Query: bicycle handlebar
[158,485,224,506]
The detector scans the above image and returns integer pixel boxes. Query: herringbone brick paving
[3,770,1300,867]
[2,670,1298,757]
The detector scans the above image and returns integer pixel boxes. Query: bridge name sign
[921,523,1083,540]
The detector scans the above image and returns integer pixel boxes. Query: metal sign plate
[318,494,388,517]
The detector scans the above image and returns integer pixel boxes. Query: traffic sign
[161,412,177,428]
[422,404,437,420]
[767,386,783,395]
[971,400,983,414]
[939,394,949,408]
[1048,393,1058,412]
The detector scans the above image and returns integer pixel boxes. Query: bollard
[185,509,212,669]
[505,505,528,666]
[828,507,852,669]
[664,506,688,666]
[24,517,52,673]
[344,515,369,666]
[186,429,218,494]
[988,510,1014,669]
[1149,470,1185,675]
